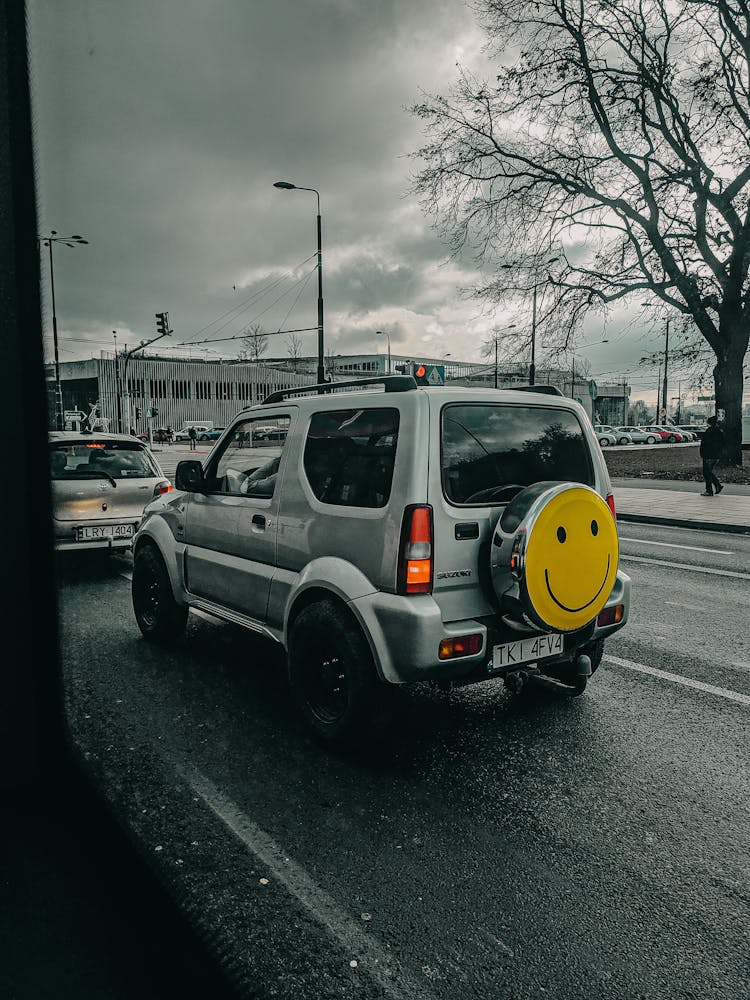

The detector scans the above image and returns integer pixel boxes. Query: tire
[132,545,188,643]
[668,435,676,443]
[646,435,656,444]
[199,434,209,441]
[288,600,387,749]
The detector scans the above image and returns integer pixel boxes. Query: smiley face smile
[544,554,611,613]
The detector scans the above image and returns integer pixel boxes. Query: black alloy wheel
[132,545,188,643]
[288,600,387,749]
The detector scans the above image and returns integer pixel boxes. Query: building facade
[52,350,632,432]
[53,354,314,434]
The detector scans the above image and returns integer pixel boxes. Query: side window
[205,416,290,497]
[303,407,399,508]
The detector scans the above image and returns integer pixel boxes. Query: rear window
[49,441,158,480]
[304,407,399,508]
[441,404,593,505]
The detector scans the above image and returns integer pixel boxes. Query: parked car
[672,425,700,442]
[641,425,685,443]
[595,424,632,445]
[136,427,172,444]
[611,426,658,444]
[197,427,225,441]
[175,424,213,441]
[593,425,617,446]
[49,431,172,552]
[131,378,630,748]
[251,424,288,442]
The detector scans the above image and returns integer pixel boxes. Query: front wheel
[288,601,387,749]
[646,435,657,444]
[132,545,188,643]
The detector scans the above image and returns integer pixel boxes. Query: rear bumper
[351,569,631,685]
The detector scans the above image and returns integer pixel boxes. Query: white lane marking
[619,537,730,555]
[620,554,750,580]
[604,655,750,706]
[181,766,433,1000]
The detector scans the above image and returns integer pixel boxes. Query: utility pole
[661,318,670,419]
[656,361,661,421]
[494,334,498,389]
[122,313,172,435]
[113,331,123,433]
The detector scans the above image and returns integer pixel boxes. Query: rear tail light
[153,480,173,497]
[438,634,483,660]
[398,504,433,594]
[606,492,616,520]
[597,604,624,626]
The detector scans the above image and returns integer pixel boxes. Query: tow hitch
[503,653,592,698]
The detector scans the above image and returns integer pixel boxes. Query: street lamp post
[501,256,558,385]
[661,318,670,422]
[37,230,88,428]
[274,181,325,386]
[376,330,391,374]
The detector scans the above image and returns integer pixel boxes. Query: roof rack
[262,374,417,405]
[510,384,564,397]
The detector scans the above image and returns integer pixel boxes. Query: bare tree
[286,331,303,372]
[239,323,268,365]
[412,0,750,461]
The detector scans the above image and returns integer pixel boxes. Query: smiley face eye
[591,519,599,536]
[557,526,566,543]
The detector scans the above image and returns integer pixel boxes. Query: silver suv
[131,376,630,746]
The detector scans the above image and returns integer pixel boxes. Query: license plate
[492,633,564,670]
[76,523,135,540]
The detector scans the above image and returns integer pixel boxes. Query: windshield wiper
[75,468,118,488]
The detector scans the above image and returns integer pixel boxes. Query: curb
[617,512,750,535]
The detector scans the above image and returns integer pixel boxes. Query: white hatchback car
[49,432,172,551]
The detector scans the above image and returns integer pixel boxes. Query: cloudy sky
[27,0,711,407]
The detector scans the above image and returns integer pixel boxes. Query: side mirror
[175,459,205,492]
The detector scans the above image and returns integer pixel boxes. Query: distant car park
[612,426,658,444]
[640,425,685,442]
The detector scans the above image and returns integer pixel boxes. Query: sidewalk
[611,478,750,534]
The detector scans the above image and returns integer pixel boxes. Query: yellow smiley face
[523,487,619,632]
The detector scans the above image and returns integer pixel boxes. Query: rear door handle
[251,514,266,530]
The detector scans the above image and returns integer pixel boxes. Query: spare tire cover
[491,482,618,633]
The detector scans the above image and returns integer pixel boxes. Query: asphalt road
[55,520,750,999]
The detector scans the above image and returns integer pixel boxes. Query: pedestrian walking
[699,415,724,496]
[166,424,173,444]
[188,425,197,451]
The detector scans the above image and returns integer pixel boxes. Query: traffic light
[413,364,428,384]
[155,311,169,335]
[135,406,142,420]
[394,362,412,374]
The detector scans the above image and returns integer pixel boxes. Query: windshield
[442,403,594,504]
[50,441,159,480]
